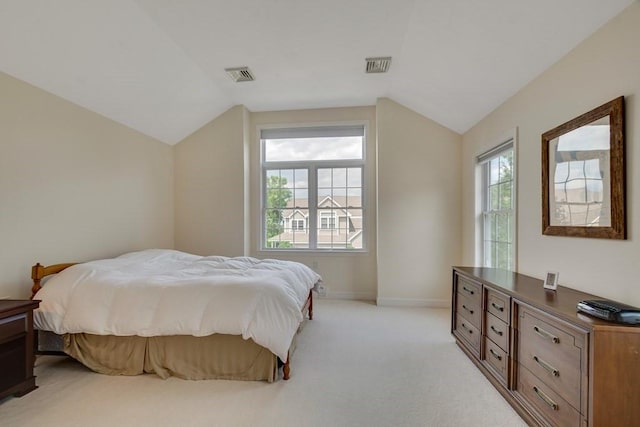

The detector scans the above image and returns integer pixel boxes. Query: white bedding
[33,249,321,361]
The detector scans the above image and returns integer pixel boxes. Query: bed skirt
[62,333,287,382]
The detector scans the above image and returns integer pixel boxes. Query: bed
[30,249,320,382]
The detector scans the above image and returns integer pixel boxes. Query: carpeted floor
[1,299,526,426]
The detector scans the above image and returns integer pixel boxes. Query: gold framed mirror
[542,96,625,239]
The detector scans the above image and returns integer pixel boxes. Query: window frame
[259,123,368,253]
[477,138,516,270]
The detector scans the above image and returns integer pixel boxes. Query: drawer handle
[491,302,504,312]
[461,323,473,334]
[533,325,560,344]
[462,304,474,315]
[490,325,504,336]
[532,386,559,411]
[462,286,475,295]
[533,355,559,377]
[489,348,502,361]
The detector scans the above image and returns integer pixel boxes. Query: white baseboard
[376,297,450,308]
[317,292,450,307]
[324,291,376,301]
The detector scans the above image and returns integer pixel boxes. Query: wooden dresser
[451,267,640,427]
[0,299,40,401]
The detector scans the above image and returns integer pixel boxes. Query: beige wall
[377,98,462,305]
[250,106,378,300]
[0,71,174,299]
[174,105,248,256]
[462,3,640,306]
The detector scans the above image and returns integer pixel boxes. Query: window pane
[496,242,508,270]
[293,169,308,189]
[498,152,513,183]
[347,168,361,187]
[265,208,285,243]
[332,168,347,189]
[499,182,512,210]
[316,166,363,250]
[490,158,500,185]
[496,213,508,243]
[266,189,282,208]
[318,167,362,204]
[287,208,309,249]
[490,185,499,210]
[318,168,332,190]
[264,136,363,161]
[264,168,308,249]
[347,188,362,208]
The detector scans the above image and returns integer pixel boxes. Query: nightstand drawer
[0,300,40,401]
[455,314,481,356]
[0,314,27,343]
[0,339,26,391]
[486,288,510,323]
[456,292,481,328]
[486,312,509,352]
[517,365,583,427]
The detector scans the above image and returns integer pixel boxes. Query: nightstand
[0,299,40,401]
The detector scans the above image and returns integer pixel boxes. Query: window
[261,125,365,251]
[478,140,515,270]
[320,213,336,230]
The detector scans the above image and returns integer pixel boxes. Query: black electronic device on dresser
[577,299,640,324]
[0,299,40,401]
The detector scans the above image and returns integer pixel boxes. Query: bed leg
[309,289,313,320]
[283,353,290,380]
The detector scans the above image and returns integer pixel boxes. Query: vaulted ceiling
[0,0,633,144]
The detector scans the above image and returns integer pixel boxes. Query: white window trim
[258,121,369,253]
[475,128,518,270]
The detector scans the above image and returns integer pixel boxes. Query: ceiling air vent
[365,57,392,73]
[225,67,255,82]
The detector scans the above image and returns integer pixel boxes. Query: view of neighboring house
[268,196,363,249]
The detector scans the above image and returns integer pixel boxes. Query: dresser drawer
[486,288,510,323]
[455,314,481,356]
[0,314,27,343]
[456,292,481,328]
[518,304,586,412]
[517,365,583,427]
[456,275,482,308]
[486,312,509,352]
[484,337,508,385]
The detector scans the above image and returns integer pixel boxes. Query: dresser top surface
[453,267,640,331]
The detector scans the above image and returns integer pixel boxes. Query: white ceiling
[0,0,633,144]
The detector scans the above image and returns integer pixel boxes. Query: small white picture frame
[543,271,559,290]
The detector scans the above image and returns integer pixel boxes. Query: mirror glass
[549,116,611,227]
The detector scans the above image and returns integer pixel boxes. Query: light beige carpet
[1,299,526,427]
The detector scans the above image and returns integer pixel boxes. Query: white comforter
[33,249,321,360]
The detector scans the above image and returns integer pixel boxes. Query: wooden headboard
[31,262,77,299]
